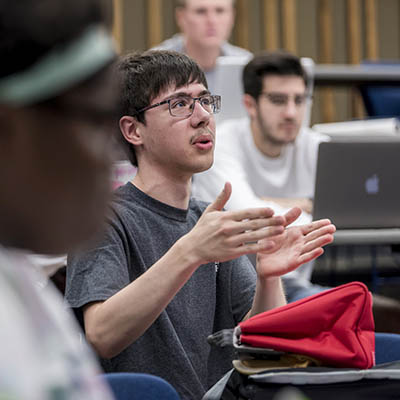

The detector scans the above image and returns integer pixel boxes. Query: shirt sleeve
[65,212,131,310]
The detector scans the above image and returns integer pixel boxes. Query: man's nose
[206,10,218,25]
[190,100,211,126]
[282,100,298,118]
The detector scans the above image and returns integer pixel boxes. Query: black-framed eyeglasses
[134,94,221,118]
[260,92,311,107]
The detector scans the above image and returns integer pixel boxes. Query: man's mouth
[280,122,298,131]
[191,134,214,150]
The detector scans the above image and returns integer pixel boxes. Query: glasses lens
[200,95,214,113]
[265,93,307,107]
[294,94,307,106]
[169,96,192,117]
[212,95,221,114]
[267,93,288,106]
[169,95,221,117]
[202,95,221,114]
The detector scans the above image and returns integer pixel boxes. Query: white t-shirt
[193,117,329,222]
[192,117,330,283]
[0,247,114,400]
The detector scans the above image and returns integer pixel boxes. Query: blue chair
[375,333,400,364]
[359,61,400,118]
[98,372,180,400]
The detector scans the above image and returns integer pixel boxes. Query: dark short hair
[116,50,208,166]
[0,0,112,79]
[243,50,307,100]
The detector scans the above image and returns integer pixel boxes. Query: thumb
[283,207,302,227]
[205,182,232,212]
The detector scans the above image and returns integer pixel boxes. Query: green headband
[0,25,116,106]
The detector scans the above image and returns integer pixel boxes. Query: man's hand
[181,182,287,265]
[256,207,336,279]
[262,196,313,214]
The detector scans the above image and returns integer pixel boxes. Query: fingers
[222,215,285,237]
[205,182,232,212]
[204,182,279,222]
[283,207,302,226]
[300,218,335,236]
[228,207,278,222]
[233,239,278,257]
[293,220,335,263]
[303,223,336,243]
[302,232,334,253]
[229,225,285,246]
[298,248,325,265]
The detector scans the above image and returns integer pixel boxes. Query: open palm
[256,211,336,279]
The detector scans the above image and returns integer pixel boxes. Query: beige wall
[114,0,400,124]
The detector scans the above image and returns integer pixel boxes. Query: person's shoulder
[221,42,252,58]
[298,127,330,145]
[152,34,184,52]
[217,117,250,149]
[218,117,249,135]
[110,183,142,218]
[295,128,331,163]
[112,183,132,204]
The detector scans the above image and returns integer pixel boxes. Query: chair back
[99,372,180,400]
[359,61,400,118]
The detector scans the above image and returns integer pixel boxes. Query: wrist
[172,235,203,272]
[257,275,282,288]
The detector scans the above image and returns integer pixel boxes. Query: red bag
[238,281,375,369]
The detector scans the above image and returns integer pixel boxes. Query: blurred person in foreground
[0,0,120,398]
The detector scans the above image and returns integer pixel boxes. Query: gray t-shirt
[65,183,256,400]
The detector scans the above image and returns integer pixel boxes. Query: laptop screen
[313,140,400,229]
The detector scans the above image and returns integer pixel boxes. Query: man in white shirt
[192,51,400,335]
[193,50,328,302]
[154,0,251,92]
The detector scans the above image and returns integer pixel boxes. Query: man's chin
[277,131,298,145]
[284,136,297,144]
[193,158,214,174]
[197,37,224,50]
[268,136,296,147]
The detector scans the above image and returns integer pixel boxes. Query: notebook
[312,140,400,229]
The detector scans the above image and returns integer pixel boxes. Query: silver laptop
[213,56,250,123]
[312,140,400,229]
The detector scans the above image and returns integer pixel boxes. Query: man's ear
[119,115,143,146]
[243,94,258,120]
